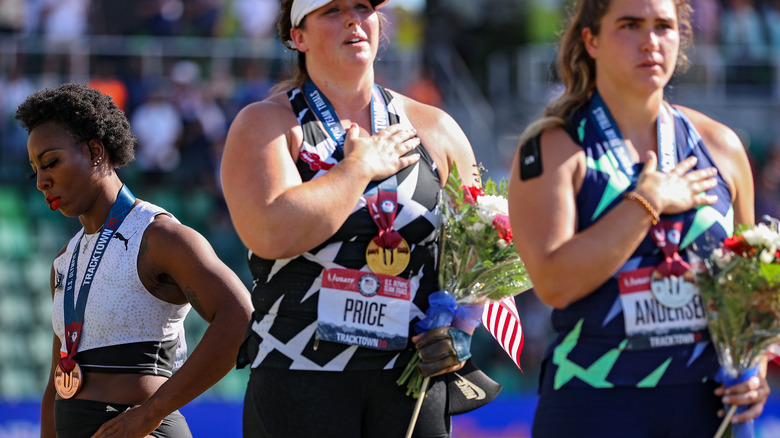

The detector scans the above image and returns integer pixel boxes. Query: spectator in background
[88,59,129,112]
[721,0,767,61]
[690,0,721,45]
[137,0,185,36]
[764,0,780,59]
[0,61,35,179]
[183,0,221,37]
[166,60,228,188]
[40,0,90,79]
[130,85,183,182]
[0,0,25,33]
[232,60,274,110]
[403,64,444,108]
[230,0,278,39]
[169,61,227,147]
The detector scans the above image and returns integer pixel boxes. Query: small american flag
[481,295,524,371]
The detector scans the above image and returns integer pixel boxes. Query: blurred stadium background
[4,0,780,436]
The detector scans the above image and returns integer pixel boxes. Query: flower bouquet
[694,219,780,438]
[396,163,532,401]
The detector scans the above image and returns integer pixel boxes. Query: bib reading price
[317,268,411,351]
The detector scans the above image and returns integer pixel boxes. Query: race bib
[317,268,411,350]
[618,266,708,349]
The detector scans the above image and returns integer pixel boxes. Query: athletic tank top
[239,86,442,372]
[52,201,190,376]
[538,103,733,391]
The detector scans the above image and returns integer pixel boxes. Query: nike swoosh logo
[106,405,119,412]
[453,372,486,400]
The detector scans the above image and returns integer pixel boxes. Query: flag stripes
[481,296,524,371]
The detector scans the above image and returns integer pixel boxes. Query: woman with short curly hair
[17,82,253,438]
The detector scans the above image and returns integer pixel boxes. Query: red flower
[723,235,754,256]
[462,186,484,205]
[493,214,513,243]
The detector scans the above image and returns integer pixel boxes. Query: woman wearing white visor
[221,0,481,436]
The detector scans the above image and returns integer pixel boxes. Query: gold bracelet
[623,191,660,225]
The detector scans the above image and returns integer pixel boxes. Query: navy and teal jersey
[538,102,733,392]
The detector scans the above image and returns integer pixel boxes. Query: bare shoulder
[674,104,754,216]
[231,91,297,129]
[536,125,585,177]
[142,213,207,257]
[674,105,744,156]
[511,124,585,193]
[224,90,302,167]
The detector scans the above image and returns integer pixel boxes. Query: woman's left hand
[411,329,470,377]
[715,372,771,423]
[91,405,162,438]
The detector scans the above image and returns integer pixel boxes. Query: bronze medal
[650,269,697,309]
[54,362,82,399]
[366,238,410,276]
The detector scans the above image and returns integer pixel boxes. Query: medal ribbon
[650,220,691,276]
[303,80,401,249]
[365,177,402,249]
[303,80,389,156]
[61,185,136,372]
[588,90,679,182]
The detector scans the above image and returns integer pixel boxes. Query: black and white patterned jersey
[241,86,443,372]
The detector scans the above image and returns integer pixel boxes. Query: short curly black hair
[15,82,136,168]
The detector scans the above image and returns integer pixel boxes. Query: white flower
[474,195,508,225]
[477,195,508,215]
[712,248,733,269]
[760,248,776,264]
[497,239,508,249]
[742,223,780,249]
[470,222,486,233]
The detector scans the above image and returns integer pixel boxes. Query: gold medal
[366,238,410,276]
[54,362,82,399]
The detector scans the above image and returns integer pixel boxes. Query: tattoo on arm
[183,286,207,320]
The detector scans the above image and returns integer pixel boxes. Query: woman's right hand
[342,123,421,181]
[635,151,720,215]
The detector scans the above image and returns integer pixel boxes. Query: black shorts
[532,383,722,438]
[54,398,192,438]
[243,367,451,438]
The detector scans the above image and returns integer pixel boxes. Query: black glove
[415,326,472,377]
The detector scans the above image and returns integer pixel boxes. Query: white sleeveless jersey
[51,201,191,376]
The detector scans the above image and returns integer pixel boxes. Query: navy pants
[533,383,722,438]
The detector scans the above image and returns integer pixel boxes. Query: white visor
[291,0,389,27]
